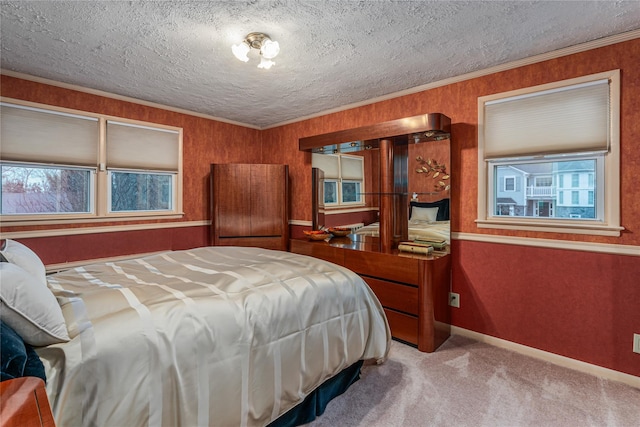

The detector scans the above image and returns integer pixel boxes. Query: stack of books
[397,241,433,254]
[413,238,447,250]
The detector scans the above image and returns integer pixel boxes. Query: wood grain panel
[384,309,418,345]
[299,113,450,150]
[250,164,286,236]
[289,239,344,265]
[213,164,251,237]
[216,236,286,251]
[363,277,418,315]
[418,255,452,352]
[0,377,55,427]
[345,249,419,285]
[211,163,288,250]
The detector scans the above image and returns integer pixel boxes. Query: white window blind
[0,103,98,165]
[312,153,339,178]
[340,155,363,180]
[483,79,610,158]
[107,121,180,171]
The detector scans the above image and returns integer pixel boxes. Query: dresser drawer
[384,309,418,345]
[364,277,418,315]
[290,240,344,265]
[345,250,419,285]
[217,236,286,251]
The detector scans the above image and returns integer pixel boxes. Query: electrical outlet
[633,334,640,354]
[449,292,460,308]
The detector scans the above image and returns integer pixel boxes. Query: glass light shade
[258,57,275,69]
[260,39,280,59]
[232,42,250,62]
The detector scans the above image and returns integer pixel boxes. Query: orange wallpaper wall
[1,38,639,376]
[260,38,640,377]
[0,74,263,232]
[263,38,640,247]
[1,75,262,262]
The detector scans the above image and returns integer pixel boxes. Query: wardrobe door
[250,164,286,236]
[211,163,288,250]
[213,163,251,238]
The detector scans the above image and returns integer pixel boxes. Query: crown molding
[265,29,640,129]
[0,69,261,130]
[3,29,638,131]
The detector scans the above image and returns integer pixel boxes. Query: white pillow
[0,239,47,287]
[0,262,70,346]
[410,206,439,222]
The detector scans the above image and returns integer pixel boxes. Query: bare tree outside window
[1,164,91,214]
[110,172,172,212]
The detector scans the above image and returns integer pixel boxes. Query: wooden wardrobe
[210,163,289,251]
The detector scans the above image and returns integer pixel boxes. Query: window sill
[320,205,376,215]
[475,218,624,237]
[0,212,185,227]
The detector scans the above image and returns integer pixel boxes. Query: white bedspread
[38,246,390,427]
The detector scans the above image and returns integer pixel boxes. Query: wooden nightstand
[0,377,55,427]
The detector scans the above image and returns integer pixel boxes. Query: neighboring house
[495,161,595,219]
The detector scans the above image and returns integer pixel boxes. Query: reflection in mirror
[303,113,451,252]
[311,148,379,230]
[350,138,451,248]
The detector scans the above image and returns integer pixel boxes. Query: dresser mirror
[301,113,451,252]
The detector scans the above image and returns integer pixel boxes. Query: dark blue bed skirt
[268,360,364,427]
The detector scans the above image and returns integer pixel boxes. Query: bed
[354,199,451,244]
[0,240,391,427]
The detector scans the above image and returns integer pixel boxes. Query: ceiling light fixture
[232,32,280,70]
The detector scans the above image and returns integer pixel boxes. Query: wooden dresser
[0,377,55,427]
[290,237,451,352]
[211,163,289,251]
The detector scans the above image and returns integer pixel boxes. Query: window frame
[503,176,516,192]
[313,153,365,209]
[322,179,339,206]
[107,169,177,214]
[0,161,97,220]
[0,98,183,224]
[476,70,622,236]
[339,179,363,205]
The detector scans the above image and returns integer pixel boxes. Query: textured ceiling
[1,1,639,128]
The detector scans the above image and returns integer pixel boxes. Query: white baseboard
[451,326,640,389]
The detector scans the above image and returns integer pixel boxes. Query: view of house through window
[493,158,599,220]
[477,69,620,236]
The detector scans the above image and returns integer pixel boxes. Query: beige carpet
[306,335,640,427]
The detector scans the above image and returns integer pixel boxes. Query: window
[571,191,580,205]
[105,120,180,215]
[571,173,579,188]
[477,70,621,236]
[1,164,93,215]
[110,171,173,212]
[312,153,364,207]
[504,176,515,191]
[1,100,182,223]
[323,180,338,204]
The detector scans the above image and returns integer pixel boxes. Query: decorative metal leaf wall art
[415,156,450,191]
